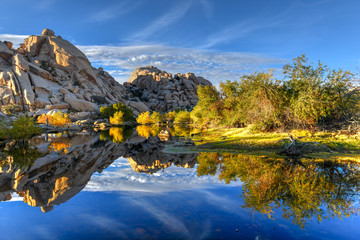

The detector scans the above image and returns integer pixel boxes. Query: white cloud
[79,44,285,84]
[130,0,193,40]
[0,33,285,85]
[0,34,28,47]
[84,157,234,193]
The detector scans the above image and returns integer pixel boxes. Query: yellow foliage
[109,127,125,143]
[136,125,151,138]
[38,113,71,127]
[48,139,71,154]
[109,111,124,125]
[136,111,153,125]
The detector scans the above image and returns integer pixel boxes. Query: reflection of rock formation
[0,134,126,212]
[124,137,198,174]
[0,133,199,211]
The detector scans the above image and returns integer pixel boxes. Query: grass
[175,126,360,160]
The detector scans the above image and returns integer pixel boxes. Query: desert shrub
[100,103,134,122]
[151,111,163,124]
[109,111,124,125]
[37,112,71,127]
[164,111,176,123]
[136,111,153,125]
[174,110,190,124]
[0,115,41,140]
[50,112,71,127]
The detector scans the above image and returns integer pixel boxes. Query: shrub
[174,110,190,124]
[109,111,124,125]
[50,112,71,127]
[37,112,71,127]
[100,103,134,122]
[151,111,163,124]
[136,111,153,125]
[0,115,41,140]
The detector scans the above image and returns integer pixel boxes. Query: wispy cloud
[79,44,285,84]
[201,17,283,49]
[87,0,141,23]
[130,0,193,40]
[0,33,285,85]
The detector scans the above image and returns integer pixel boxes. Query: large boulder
[0,29,129,113]
[124,66,212,113]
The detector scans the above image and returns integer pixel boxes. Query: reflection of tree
[100,127,133,143]
[196,153,360,228]
[0,142,42,169]
[48,138,72,154]
[136,125,162,139]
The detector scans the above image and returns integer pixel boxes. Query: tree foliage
[192,55,359,130]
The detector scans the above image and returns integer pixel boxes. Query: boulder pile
[125,66,212,113]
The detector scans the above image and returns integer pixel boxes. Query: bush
[37,112,71,127]
[151,111,163,124]
[0,115,41,140]
[100,103,134,122]
[136,111,153,125]
[174,110,190,124]
[109,111,124,125]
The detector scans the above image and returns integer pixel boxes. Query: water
[0,128,359,240]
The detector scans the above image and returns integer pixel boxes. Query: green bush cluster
[136,110,191,125]
[0,115,41,140]
[191,55,359,131]
[100,103,134,125]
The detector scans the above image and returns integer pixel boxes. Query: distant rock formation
[124,66,212,113]
[0,29,212,116]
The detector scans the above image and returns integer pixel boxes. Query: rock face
[0,29,129,113]
[124,66,212,113]
[0,29,212,115]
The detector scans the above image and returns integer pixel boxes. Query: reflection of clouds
[79,214,130,239]
[129,197,212,240]
[85,157,235,193]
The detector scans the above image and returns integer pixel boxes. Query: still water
[0,127,359,240]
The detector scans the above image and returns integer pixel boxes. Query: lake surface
[0,128,359,240]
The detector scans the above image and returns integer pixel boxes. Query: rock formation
[0,29,212,116]
[0,29,140,114]
[124,66,212,113]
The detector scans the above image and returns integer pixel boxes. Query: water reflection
[197,153,360,228]
[0,126,359,233]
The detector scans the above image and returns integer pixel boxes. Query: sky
[0,0,360,84]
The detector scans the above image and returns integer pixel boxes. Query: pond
[0,127,359,240]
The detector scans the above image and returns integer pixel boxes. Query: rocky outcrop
[0,29,130,113]
[0,29,213,116]
[124,66,212,113]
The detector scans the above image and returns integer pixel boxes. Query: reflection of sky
[84,157,239,193]
[1,156,360,239]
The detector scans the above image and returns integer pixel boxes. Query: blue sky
[1,0,359,84]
